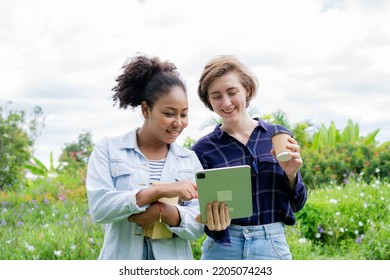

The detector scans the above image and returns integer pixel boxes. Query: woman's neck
[220,115,258,145]
[136,128,169,160]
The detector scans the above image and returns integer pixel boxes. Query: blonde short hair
[198,55,258,111]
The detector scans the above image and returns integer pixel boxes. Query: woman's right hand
[196,201,231,231]
[136,179,198,207]
[159,180,198,201]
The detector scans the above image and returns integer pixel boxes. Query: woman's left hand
[196,201,231,231]
[128,203,159,229]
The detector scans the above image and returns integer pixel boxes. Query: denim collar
[118,128,193,158]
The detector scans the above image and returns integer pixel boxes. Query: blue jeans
[201,223,292,260]
[142,237,155,260]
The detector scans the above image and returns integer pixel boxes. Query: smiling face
[207,71,249,124]
[142,86,188,145]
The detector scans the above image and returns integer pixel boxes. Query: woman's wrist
[286,173,297,190]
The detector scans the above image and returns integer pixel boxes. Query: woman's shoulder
[258,119,292,136]
[192,131,221,151]
[170,142,196,157]
[95,129,138,149]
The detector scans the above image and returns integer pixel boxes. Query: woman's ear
[245,88,252,107]
[141,101,149,118]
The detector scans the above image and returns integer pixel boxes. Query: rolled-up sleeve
[289,172,307,212]
[86,139,148,224]
[166,199,204,240]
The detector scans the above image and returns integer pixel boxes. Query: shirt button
[244,229,250,234]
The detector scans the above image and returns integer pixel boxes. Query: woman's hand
[271,137,303,188]
[196,201,231,231]
[128,203,159,229]
[128,201,181,228]
[136,179,198,207]
[158,180,198,201]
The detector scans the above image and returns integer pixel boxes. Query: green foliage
[301,138,389,189]
[0,161,98,260]
[1,175,388,259]
[23,152,63,178]
[300,119,388,189]
[0,103,45,191]
[183,136,196,149]
[311,119,380,152]
[287,179,390,260]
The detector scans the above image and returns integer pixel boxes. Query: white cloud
[1,0,389,166]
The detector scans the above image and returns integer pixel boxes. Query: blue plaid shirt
[192,118,307,245]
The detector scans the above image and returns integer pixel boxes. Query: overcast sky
[1,0,389,166]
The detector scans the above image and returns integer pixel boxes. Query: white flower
[48,173,58,178]
[298,238,307,244]
[358,221,363,227]
[25,242,35,251]
[88,237,95,244]
[316,233,321,238]
[363,203,368,208]
[5,238,15,244]
[360,192,365,197]
[54,250,61,256]
[375,168,380,173]
[335,212,340,216]
[70,245,76,250]
[354,230,359,235]
[328,231,334,236]
[330,199,338,204]
[2,208,7,212]
[339,227,345,233]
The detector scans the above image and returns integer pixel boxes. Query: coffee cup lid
[276,151,292,162]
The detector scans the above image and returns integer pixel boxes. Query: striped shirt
[192,118,307,244]
[149,158,166,183]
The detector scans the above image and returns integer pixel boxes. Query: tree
[58,130,94,168]
[0,102,45,190]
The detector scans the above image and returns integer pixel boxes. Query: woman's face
[207,71,249,123]
[144,86,188,144]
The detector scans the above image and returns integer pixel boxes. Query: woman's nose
[172,117,182,127]
[221,95,232,106]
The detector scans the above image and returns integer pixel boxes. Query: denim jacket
[86,129,204,259]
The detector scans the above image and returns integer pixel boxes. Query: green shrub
[301,142,390,189]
